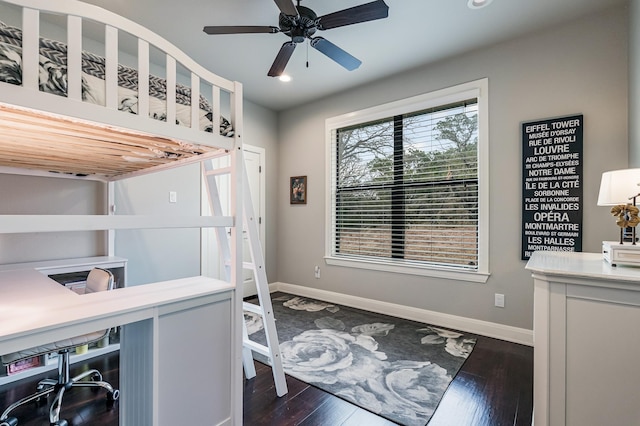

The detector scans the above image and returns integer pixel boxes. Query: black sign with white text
[522,114,583,260]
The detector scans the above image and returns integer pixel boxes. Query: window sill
[324,256,490,283]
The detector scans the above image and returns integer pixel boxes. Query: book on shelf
[6,356,42,375]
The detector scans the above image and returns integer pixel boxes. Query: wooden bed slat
[0,104,224,179]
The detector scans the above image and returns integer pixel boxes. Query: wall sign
[521,114,583,260]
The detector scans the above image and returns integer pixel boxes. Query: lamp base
[602,240,640,266]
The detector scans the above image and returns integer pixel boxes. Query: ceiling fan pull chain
[306,39,309,68]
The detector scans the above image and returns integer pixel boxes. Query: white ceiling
[80,0,626,112]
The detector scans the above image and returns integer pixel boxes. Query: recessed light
[468,0,493,9]
[279,75,291,82]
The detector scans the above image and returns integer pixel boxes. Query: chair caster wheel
[1,417,19,426]
[90,373,102,393]
[106,389,119,409]
[51,420,68,426]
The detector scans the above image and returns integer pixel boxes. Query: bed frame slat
[67,15,82,101]
[212,86,221,136]
[191,73,200,130]
[166,55,177,125]
[138,39,150,118]
[21,7,39,91]
[105,25,118,109]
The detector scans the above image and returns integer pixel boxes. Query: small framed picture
[290,176,307,204]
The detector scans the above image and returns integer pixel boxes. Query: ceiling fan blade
[273,0,299,17]
[268,42,297,77]
[203,26,280,35]
[310,37,361,71]
[318,0,389,30]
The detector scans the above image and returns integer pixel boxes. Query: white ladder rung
[243,301,264,315]
[203,156,288,398]
[203,166,231,177]
[224,261,256,271]
[243,339,271,358]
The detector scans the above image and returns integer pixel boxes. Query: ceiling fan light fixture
[279,74,292,82]
[468,0,493,9]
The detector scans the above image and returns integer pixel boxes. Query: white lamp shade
[598,168,640,205]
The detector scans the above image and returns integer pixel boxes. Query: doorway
[200,145,265,298]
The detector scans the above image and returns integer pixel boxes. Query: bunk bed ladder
[203,158,288,397]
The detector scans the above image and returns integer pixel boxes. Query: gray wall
[243,101,279,282]
[0,174,106,264]
[275,5,629,330]
[114,165,202,286]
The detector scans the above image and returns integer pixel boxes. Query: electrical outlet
[494,293,505,308]
[314,266,320,279]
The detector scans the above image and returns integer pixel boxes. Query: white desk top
[0,256,127,273]
[0,268,234,354]
[526,251,640,284]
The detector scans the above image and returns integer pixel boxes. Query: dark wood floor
[0,354,120,426]
[0,335,532,425]
[244,336,533,426]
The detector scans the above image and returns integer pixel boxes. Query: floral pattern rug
[245,292,477,425]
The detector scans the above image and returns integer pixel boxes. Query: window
[325,80,489,282]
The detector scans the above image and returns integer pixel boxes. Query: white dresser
[526,251,640,426]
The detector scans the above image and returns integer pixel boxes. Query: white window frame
[324,79,489,283]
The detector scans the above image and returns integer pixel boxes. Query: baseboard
[271,282,533,346]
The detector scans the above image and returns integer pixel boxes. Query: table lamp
[597,168,640,244]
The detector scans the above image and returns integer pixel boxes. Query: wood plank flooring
[0,354,120,426]
[0,335,532,425]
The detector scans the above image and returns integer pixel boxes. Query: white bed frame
[0,0,244,423]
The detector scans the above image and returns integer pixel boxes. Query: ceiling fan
[203,0,389,77]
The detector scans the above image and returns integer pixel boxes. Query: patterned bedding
[0,21,233,137]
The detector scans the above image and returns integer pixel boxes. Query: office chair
[0,268,120,426]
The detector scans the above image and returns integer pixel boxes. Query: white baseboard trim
[272,282,533,346]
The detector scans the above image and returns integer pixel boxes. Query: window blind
[331,99,479,270]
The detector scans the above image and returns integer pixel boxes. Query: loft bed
[0,0,244,424]
[0,0,245,232]
[0,0,240,181]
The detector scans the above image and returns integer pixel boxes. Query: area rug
[245,292,477,425]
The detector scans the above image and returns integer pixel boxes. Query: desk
[0,268,237,426]
[0,257,127,385]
